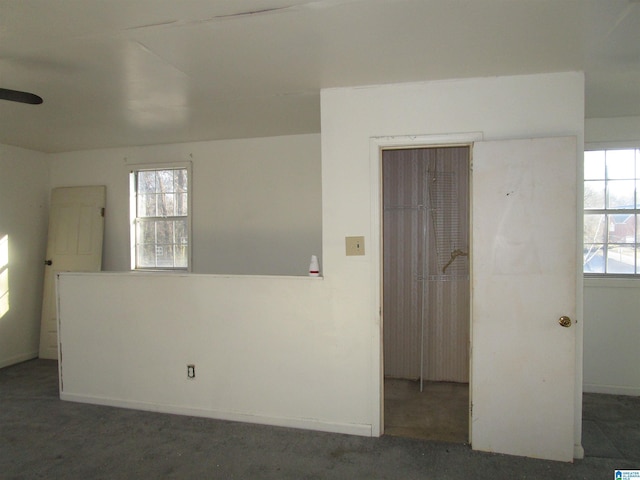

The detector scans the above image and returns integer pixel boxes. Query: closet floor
[384,378,469,443]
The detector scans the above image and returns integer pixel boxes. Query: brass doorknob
[558,316,572,328]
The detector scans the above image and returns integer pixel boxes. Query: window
[130,165,190,270]
[584,148,640,275]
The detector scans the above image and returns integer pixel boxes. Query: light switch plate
[345,236,365,256]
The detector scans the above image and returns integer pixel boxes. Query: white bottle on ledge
[308,255,320,277]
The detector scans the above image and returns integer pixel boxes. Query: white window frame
[129,162,192,272]
[584,142,640,277]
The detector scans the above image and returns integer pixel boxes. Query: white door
[471,137,577,462]
[39,186,106,359]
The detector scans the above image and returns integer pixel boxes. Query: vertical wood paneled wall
[383,147,470,383]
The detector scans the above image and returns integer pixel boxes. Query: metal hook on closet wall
[442,249,468,274]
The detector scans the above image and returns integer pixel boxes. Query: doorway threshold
[384,378,468,444]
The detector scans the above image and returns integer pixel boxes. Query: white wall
[320,72,584,454]
[585,116,640,146]
[583,278,640,395]
[58,273,373,434]
[0,144,49,368]
[583,116,640,395]
[49,134,322,276]
[58,72,585,461]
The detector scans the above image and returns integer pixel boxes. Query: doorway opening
[382,146,470,443]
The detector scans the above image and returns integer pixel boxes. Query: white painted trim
[369,137,383,436]
[57,271,324,281]
[468,144,476,445]
[584,277,640,288]
[369,132,483,438]
[0,352,38,369]
[583,384,640,396]
[371,132,484,150]
[60,392,373,436]
[585,141,640,151]
[574,136,585,461]
[56,272,64,393]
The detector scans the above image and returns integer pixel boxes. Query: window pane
[156,245,174,267]
[175,219,188,244]
[584,150,605,180]
[583,244,604,273]
[607,180,635,209]
[132,167,189,270]
[137,220,156,245]
[137,244,157,268]
[137,194,157,217]
[160,193,175,216]
[176,193,188,216]
[607,244,635,274]
[175,245,188,268]
[584,214,605,243]
[175,169,188,193]
[608,213,635,244]
[583,149,640,276]
[137,171,157,193]
[584,181,605,209]
[606,149,635,180]
[154,193,166,216]
[637,149,640,191]
[156,220,174,245]
[157,170,175,193]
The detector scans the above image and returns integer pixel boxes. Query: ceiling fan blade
[0,88,43,105]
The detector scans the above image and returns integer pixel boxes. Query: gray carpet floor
[1,359,638,479]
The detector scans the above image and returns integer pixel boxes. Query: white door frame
[369,132,483,437]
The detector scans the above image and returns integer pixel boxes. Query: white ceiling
[0,0,638,153]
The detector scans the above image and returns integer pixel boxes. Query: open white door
[471,137,577,462]
[39,186,106,359]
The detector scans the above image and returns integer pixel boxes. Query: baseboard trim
[0,351,38,369]
[583,383,640,396]
[60,392,373,437]
[573,444,584,460]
